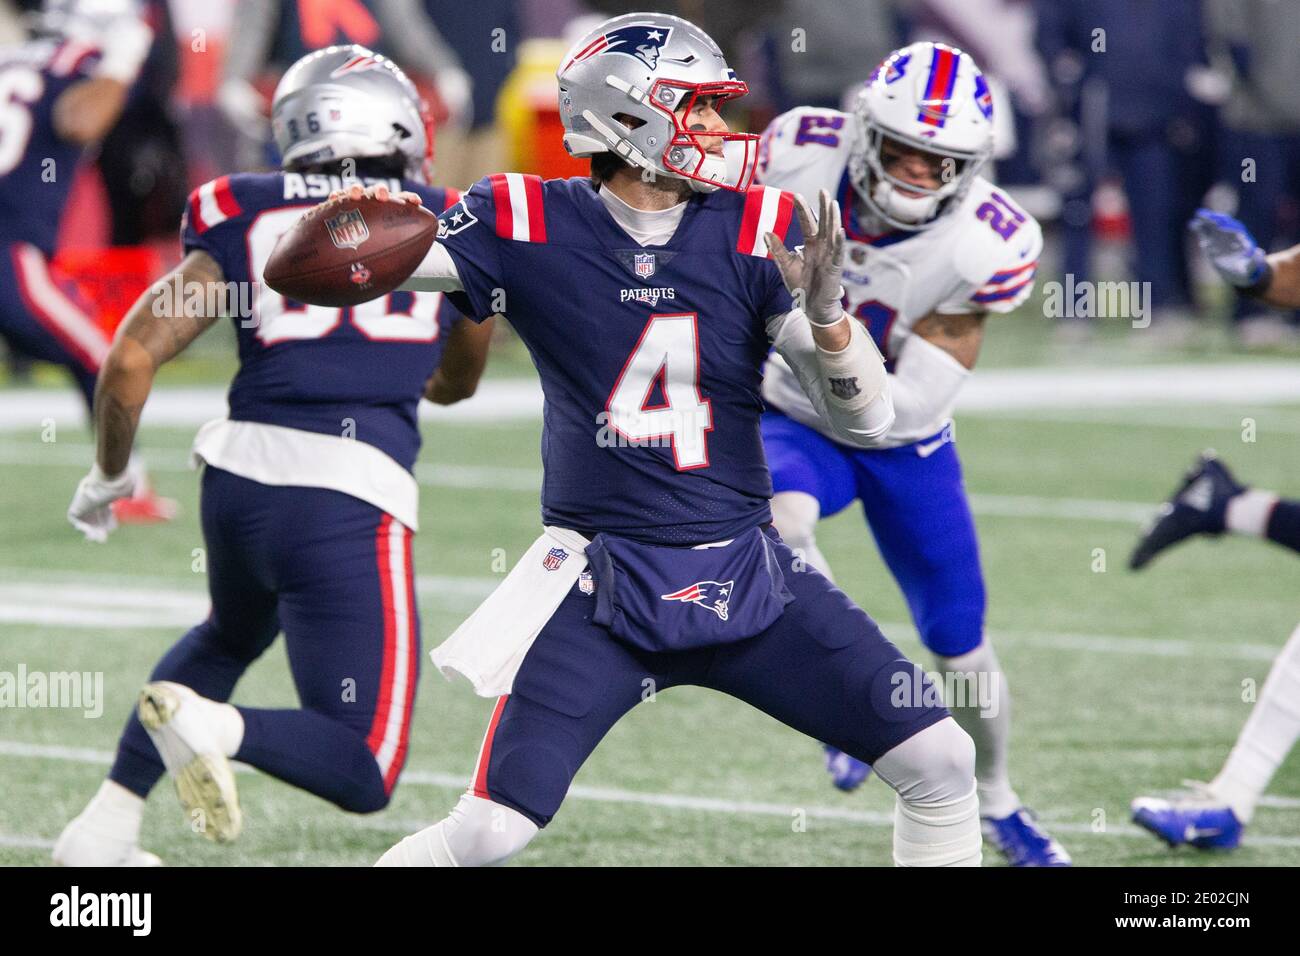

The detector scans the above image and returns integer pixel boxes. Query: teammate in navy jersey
[0,0,174,523]
[54,45,492,866]
[315,14,983,867]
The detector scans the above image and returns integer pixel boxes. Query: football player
[54,45,492,865]
[0,0,174,523]
[325,13,983,868]
[753,43,1068,865]
[1127,211,1300,849]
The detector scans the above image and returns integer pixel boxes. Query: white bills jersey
[757,106,1043,447]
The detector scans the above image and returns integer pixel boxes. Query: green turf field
[2,321,1299,866]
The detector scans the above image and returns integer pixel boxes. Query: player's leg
[761,411,859,583]
[702,548,981,866]
[0,242,106,409]
[1132,618,1300,850]
[851,432,1069,865]
[761,411,875,790]
[244,489,425,813]
[54,466,280,864]
[1130,451,1300,568]
[377,590,665,865]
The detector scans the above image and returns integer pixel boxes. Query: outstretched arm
[69,251,225,541]
[765,190,894,446]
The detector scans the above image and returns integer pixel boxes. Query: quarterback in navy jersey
[0,0,173,522]
[55,46,492,866]
[324,14,983,867]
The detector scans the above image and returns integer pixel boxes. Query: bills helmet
[271,45,434,183]
[850,42,994,230]
[557,13,759,193]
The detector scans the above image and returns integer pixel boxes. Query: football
[262,194,438,307]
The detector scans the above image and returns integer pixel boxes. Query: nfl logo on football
[325,209,370,250]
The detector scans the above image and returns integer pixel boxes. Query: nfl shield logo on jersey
[633,253,656,279]
[543,547,569,571]
[578,570,595,595]
[325,209,370,250]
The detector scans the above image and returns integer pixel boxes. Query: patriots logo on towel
[543,547,569,571]
[567,24,673,72]
[660,579,734,621]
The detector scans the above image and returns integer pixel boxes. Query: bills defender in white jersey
[757,42,1068,866]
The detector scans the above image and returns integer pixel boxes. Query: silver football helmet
[556,12,758,192]
[271,45,434,183]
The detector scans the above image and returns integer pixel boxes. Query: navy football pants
[762,411,986,658]
[110,467,421,812]
[472,534,948,828]
[0,243,106,408]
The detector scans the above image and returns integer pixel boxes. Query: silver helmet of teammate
[556,12,758,192]
[271,45,434,183]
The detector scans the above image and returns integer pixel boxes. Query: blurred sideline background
[2,0,1300,381]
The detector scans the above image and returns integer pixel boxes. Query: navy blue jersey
[182,172,461,472]
[437,174,800,545]
[0,38,102,255]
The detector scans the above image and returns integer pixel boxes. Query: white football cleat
[138,681,243,844]
[52,815,162,867]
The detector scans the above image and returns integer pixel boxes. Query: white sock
[934,643,1020,819]
[1226,489,1280,537]
[193,694,244,757]
[770,491,836,582]
[79,779,146,844]
[375,793,538,867]
[874,718,982,866]
[1211,620,1300,823]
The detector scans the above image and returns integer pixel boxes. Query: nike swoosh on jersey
[915,435,950,458]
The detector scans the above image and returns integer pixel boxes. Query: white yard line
[5,363,1300,434]
[1,738,1297,851]
[0,571,1284,663]
[0,441,1158,524]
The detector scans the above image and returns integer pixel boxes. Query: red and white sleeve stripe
[971,260,1038,304]
[187,176,243,235]
[488,173,547,243]
[442,187,462,211]
[737,185,796,258]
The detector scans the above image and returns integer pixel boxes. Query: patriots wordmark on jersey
[420,173,803,546]
[757,106,1042,446]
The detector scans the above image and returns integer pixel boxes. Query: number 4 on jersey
[606,313,713,470]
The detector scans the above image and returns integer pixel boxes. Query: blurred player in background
[0,0,173,523]
[756,42,1069,866]
[1128,211,1300,850]
[55,45,491,865]
[351,12,984,868]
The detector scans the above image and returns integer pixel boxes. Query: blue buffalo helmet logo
[661,579,734,621]
[600,24,674,69]
[868,51,911,86]
[973,71,994,121]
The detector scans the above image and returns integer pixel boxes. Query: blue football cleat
[1131,785,1244,850]
[1130,451,1245,570]
[823,745,872,792]
[982,809,1072,866]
